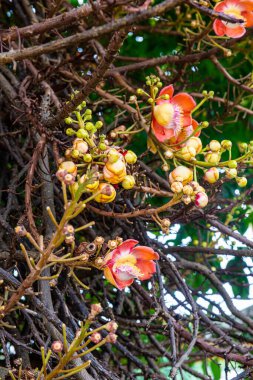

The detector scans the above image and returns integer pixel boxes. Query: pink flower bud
[106,333,117,344]
[195,192,208,208]
[106,321,118,333]
[204,167,219,184]
[90,303,103,316]
[51,341,63,353]
[90,332,102,344]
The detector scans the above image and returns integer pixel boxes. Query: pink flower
[195,192,209,208]
[103,240,159,290]
[151,85,198,143]
[213,0,253,38]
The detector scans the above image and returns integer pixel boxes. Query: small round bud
[224,49,232,57]
[184,137,202,153]
[208,91,214,98]
[129,95,137,103]
[95,121,103,129]
[182,195,192,205]
[180,146,196,161]
[76,129,89,139]
[239,142,247,152]
[171,181,183,193]
[106,333,117,344]
[122,175,135,190]
[148,98,154,104]
[201,121,209,128]
[137,88,144,95]
[94,236,105,246]
[90,332,102,344]
[169,166,193,185]
[125,150,137,164]
[106,321,118,333]
[221,140,232,150]
[65,117,73,125]
[162,164,170,172]
[63,224,75,235]
[83,154,92,163]
[107,240,118,250]
[227,160,237,169]
[202,90,208,96]
[209,140,221,152]
[204,167,219,184]
[236,177,247,187]
[195,192,208,208]
[205,152,220,165]
[66,128,76,136]
[99,143,107,151]
[71,149,79,159]
[73,138,89,154]
[183,185,194,196]
[90,303,103,316]
[51,341,63,353]
[65,234,75,244]
[225,168,237,179]
[164,149,174,159]
[85,122,94,131]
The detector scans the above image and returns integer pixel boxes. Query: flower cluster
[55,100,137,204]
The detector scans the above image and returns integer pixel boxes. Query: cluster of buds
[169,166,208,208]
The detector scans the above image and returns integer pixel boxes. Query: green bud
[85,109,92,115]
[83,154,92,163]
[85,122,94,131]
[208,91,214,98]
[99,143,107,151]
[202,90,208,96]
[95,121,103,129]
[202,121,209,128]
[221,140,232,150]
[148,98,154,104]
[76,129,89,139]
[157,82,163,88]
[137,88,144,95]
[66,128,76,136]
[65,117,73,125]
[236,177,247,187]
[239,142,247,151]
[146,80,151,86]
[71,149,79,158]
[227,160,237,169]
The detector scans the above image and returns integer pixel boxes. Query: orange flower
[103,149,127,184]
[103,240,159,290]
[151,85,198,143]
[213,0,253,38]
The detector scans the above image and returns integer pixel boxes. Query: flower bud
[164,149,174,159]
[76,129,89,139]
[94,236,105,246]
[95,121,103,129]
[94,183,116,203]
[195,192,208,208]
[171,181,183,193]
[63,224,75,235]
[182,195,192,205]
[125,150,137,164]
[15,225,27,237]
[85,122,94,131]
[65,234,75,244]
[183,185,194,196]
[162,164,170,172]
[73,138,89,154]
[225,168,237,179]
[66,128,76,136]
[51,341,63,353]
[63,173,76,185]
[106,333,117,344]
[86,180,100,191]
[204,167,219,184]
[99,143,107,151]
[236,177,247,187]
[209,140,221,152]
[106,321,118,333]
[169,166,193,185]
[83,154,92,163]
[90,332,102,344]
[90,303,103,316]
[65,117,73,125]
[122,175,135,190]
[227,160,237,169]
[71,149,79,159]
[180,146,196,161]
[239,142,247,152]
[59,161,77,175]
[205,152,220,165]
[221,140,232,150]
[107,149,120,164]
[184,137,202,153]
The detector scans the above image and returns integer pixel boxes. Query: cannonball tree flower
[151,85,199,143]
[213,0,253,38]
[103,149,127,184]
[103,239,159,290]
[94,183,116,203]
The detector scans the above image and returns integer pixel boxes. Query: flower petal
[171,93,196,113]
[214,1,227,12]
[104,267,118,288]
[114,278,134,290]
[213,19,226,36]
[137,260,157,281]
[192,119,201,137]
[132,246,159,260]
[117,239,138,255]
[225,24,246,37]
[240,1,253,12]
[151,118,175,142]
[243,10,253,26]
[182,113,193,127]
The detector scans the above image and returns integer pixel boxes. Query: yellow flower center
[154,103,175,128]
[223,6,245,28]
